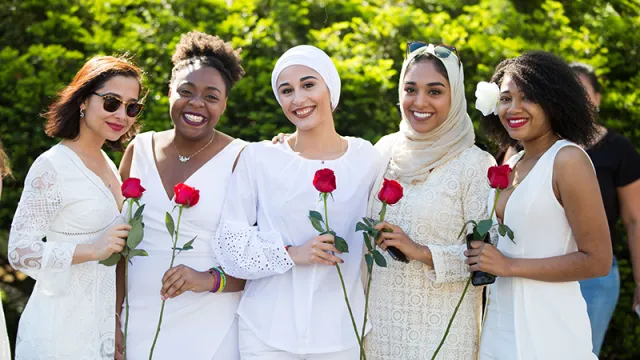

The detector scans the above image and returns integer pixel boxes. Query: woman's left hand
[464,241,513,277]
[160,264,214,300]
[374,221,431,263]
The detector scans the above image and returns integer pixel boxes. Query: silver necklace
[173,132,215,163]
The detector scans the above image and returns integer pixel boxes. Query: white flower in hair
[475,81,500,116]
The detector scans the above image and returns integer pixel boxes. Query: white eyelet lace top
[214,138,381,354]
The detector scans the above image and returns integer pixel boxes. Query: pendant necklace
[173,132,215,163]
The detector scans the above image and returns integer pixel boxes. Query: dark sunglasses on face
[405,41,461,66]
[92,92,144,117]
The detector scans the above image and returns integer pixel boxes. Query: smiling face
[80,75,140,142]
[497,74,553,142]
[169,61,228,140]
[276,65,333,131]
[401,60,451,134]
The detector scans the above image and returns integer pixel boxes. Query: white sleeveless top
[123,131,246,360]
[480,140,596,360]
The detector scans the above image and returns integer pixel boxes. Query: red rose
[121,178,145,199]
[378,178,404,205]
[313,168,337,193]
[174,183,200,207]
[487,165,512,190]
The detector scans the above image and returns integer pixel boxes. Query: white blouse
[214,137,381,354]
[8,144,122,359]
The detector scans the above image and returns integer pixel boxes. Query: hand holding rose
[288,234,344,266]
[374,222,432,264]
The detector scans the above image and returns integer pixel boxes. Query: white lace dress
[8,144,122,360]
[364,143,495,360]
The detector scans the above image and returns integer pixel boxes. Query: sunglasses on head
[405,41,461,66]
[92,92,144,117]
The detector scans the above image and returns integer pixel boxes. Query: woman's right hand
[93,223,131,261]
[271,133,289,144]
[287,234,344,266]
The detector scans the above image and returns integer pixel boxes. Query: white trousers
[212,318,240,360]
[238,318,360,360]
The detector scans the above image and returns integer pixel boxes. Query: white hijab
[271,45,341,110]
[386,44,475,183]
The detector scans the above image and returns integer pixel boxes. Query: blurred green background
[1,0,639,358]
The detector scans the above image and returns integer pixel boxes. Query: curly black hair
[481,51,597,148]
[170,31,245,95]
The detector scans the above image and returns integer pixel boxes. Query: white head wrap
[271,45,341,110]
[387,44,475,183]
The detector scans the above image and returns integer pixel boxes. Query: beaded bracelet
[216,267,227,293]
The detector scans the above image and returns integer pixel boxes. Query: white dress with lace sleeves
[8,144,122,360]
[365,145,495,360]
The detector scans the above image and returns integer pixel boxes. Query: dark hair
[0,140,11,178]
[570,62,602,93]
[481,51,597,147]
[44,55,145,151]
[407,53,449,82]
[170,31,245,95]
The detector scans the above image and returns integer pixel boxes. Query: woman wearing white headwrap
[363,43,495,359]
[215,45,381,359]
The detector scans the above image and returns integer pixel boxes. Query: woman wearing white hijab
[215,45,381,359]
[364,43,495,359]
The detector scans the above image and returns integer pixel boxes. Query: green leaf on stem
[334,235,349,253]
[372,249,387,267]
[126,218,144,249]
[477,219,493,237]
[128,249,148,258]
[182,236,197,251]
[506,228,515,243]
[363,217,375,227]
[133,204,145,220]
[309,210,324,223]
[99,253,121,266]
[363,232,373,252]
[310,217,325,232]
[356,222,370,232]
[365,253,373,269]
[498,224,507,237]
[165,212,175,236]
[367,228,380,240]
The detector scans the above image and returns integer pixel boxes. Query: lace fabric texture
[8,146,121,359]
[365,146,495,360]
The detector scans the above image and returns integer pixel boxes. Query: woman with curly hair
[9,55,144,359]
[116,31,247,360]
[466,51,612,359]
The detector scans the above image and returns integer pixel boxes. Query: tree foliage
[0,0,638,357]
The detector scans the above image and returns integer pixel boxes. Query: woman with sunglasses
[116,31,248,360]
[8,55,145,359]
[363,43,495,360]
[467,51,610,359]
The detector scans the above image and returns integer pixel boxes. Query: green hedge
[1,0,638,357]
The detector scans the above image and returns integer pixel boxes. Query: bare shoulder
[554,145,593,175]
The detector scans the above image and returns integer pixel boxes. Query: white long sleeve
[214,144,294,280]
[8,157,76,279]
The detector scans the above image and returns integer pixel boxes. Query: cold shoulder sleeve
[8,157,77,280]
[213,145,294,280]
[425,149,496,284]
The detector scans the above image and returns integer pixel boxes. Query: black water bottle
[387,246,409,263]
[466,233,496,286]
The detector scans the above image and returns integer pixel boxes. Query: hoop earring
[80,108,85,118]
